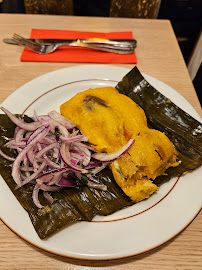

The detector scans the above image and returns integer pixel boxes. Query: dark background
[0,0,201,105]
[158,0,202,105]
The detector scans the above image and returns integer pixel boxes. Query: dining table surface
[0,13,201,270]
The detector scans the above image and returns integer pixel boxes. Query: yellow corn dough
[60,87,180,202]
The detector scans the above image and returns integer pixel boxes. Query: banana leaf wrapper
[116,66,202,185]
[0,67,201,239]
[0,114,132,239]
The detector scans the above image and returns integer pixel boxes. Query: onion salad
[0,107,135,208]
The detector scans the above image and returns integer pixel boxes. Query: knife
[3,38,137,47]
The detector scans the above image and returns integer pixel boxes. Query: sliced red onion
[0,149,15,161]
[59,134,88,143]
[1,107,42,131]
[4,140,15,148]
[20,166,34,172]
[62,172,69,178]
[32,144,43,172]
[22,156,33,177]
[1,108,114,208]
[26,147,36,166]
[33,110,39,121]
[84,161,103,170]
[49,118,69,138]
[71,143,91,166]
[12,127,49,187]
[36,175,53,185]
[87,180,107,191]
[25,172,31,178]
[6,141,26,148]
[37,141,58,155]
[33,142,59,169]
[21,161,47,186]
[43,191,55,204]
[60,159,64,168]
[5,140,26,148]
[23,155,29,166]
[56,176,76,187]
[52,145,59,159]
[90,162,109,175]
[74,171,104,188]
[48,173,63,186]
[37,115,50,122]
[25,131,32,138]
[92,139,135,162]
[37,115,50,127]
[32,184,43,209]
[48,110,75,129]
[70,158,79,166]
[15,147,23,153]
[37,167,70,181]
[41,136,56,144]
[73,141,95,151]
[86,174,100,184]
[14,126,20,140]
[70,129,79,137]
[70,150,84,161]
[15,142,27,147]
[43,156,61,169]
[60,142,88,173]
[36,179,61,192]
[15,128,26,143]
[27,126,46,144]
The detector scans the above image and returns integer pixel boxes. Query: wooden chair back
[24,0,161,19]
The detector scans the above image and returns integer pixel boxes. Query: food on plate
[0,66,201,239]
[0,112,133,239]
[116,66,202,184]
[60,87,180,202]
[0,107,135,208]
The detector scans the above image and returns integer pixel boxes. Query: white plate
[0,65,201,260]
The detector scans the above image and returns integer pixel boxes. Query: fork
[12,33,135,54]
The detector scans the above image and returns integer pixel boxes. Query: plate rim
[0,64,201,260]
[1,207,201,261]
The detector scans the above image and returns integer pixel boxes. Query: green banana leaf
[0,66,201,239]
[116,66,202,185]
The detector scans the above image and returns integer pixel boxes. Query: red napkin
[21,29,137,63]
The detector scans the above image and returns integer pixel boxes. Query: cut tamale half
[116,66,202,185]
[0,114,132,239]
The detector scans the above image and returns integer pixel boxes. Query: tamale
[116,66,202,185]
[0,66,201,239]
[60,87,180,201]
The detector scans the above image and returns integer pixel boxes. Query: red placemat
[21,29,137,63]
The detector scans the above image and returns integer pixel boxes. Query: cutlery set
[3,33,137,54]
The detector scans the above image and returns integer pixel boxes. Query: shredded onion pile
[0,107,135,208]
